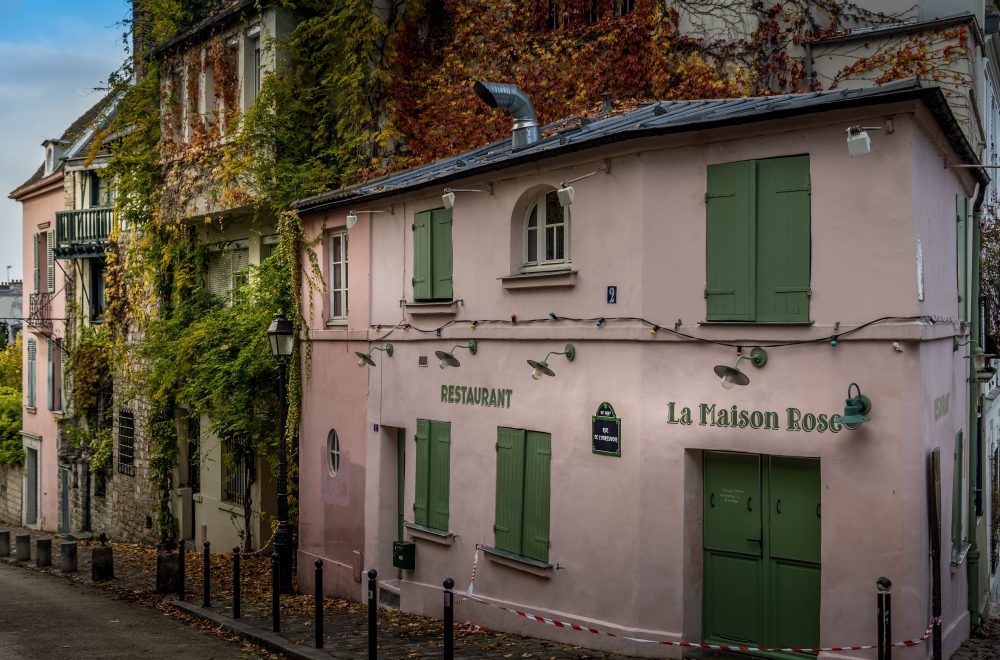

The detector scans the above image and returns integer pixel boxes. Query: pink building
[9,140,70,532]
[295,79,988,657]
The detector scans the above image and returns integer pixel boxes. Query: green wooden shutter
[412,211,432,301]
[957,196,969,323]
[27,339,36,408]
[756,156,811,322]
[495,427,525,554]
[706,161,755,320]
[428,421,451,531]
[32,233,39,294]
[952,431,965,554]
[521,431,551,562]
[430,208,453,300]
[47,229,55,292]
[47,340,54,411]
[413,419,430,526]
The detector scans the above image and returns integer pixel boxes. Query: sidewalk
[0,525,638,659]
[952,604,1000,659]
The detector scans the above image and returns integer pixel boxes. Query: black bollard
[877,577,892,660]
[232,547,241,619]
[203,541,211,608]
[315,560,324,649]
[272,552,280,632]
[367,569,377,659]
[443,578,454,660]
[178,539,185,601]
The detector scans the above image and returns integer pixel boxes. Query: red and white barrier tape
[465,544,481,597]
[454,590,939,653]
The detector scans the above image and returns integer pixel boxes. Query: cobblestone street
[0,527,640,659]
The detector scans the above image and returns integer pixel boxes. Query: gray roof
[294,78,985,213]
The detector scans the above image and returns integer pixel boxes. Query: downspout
[805,42,814,91]
[968,180,986,626]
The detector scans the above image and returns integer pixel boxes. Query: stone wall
[91,394,160,543]
[0,463,23,524]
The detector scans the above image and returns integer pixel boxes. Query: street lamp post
[268,313,294,593]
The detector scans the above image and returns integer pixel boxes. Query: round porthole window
[327,430,340,476]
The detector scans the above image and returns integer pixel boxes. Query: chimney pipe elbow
[474,81,539,148]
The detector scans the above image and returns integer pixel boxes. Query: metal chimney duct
[474,81,539,148]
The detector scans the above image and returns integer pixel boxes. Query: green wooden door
[704,452,821,655]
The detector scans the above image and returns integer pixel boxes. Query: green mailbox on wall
[393,541,415,570]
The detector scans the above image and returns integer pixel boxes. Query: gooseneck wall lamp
[435,340,478,369]
[714,347,767,389]
[345,209,388,229]
[442,185,493,209]
[527,344,576,380]
[557,171,600,208]
[355,343,394,367]
[841,383,872,430]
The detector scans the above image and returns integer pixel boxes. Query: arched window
[524,190,569,269]
[327,430,341,476]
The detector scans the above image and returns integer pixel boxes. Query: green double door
[703,452,821,655]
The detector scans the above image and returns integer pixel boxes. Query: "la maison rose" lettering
[667,401,843,433]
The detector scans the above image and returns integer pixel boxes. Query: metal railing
[28,292,53,329]
[55,207,115,249]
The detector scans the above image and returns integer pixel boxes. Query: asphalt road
[0,561,255,659]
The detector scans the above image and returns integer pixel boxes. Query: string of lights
[369,314,939,351]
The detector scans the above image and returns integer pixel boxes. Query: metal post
[443,578,454,660]
[232,547,241,619]
[202,540,211,608]
[315,560,324,649]
[367,569,377,659]
[177,539,185,602]
[275,357,292,593]
[877,577,892,660]
[272,552,281,632]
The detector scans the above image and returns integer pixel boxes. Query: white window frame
[327,430,341,477]
[206,240,250,305]
[522,189,570,271]
[328,230,348,322]
[243,26,262,111]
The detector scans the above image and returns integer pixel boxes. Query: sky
[0,0,129,281]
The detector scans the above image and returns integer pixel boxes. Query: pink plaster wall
[346,102,974,656]
[297,210,372,598]
[15,176,67,532]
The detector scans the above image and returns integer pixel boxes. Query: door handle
[747,496,752,512]
[817,502,821,518]
[776,498,782,514]
[746,537,762,545]
[709,493,715,508]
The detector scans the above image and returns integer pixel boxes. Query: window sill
[218,500,245,515]
[405,522,454,546]
[482,545,552,578]
[403,300,460,315]
[951,542,972,568]
[500,269,576,290]
[325,319,348,327]
[698,320,814,326]
[25,406,36,415]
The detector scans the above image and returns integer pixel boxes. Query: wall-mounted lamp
[527,343,576,380]
[442,185,493,209]
[355,343,394,367]
[713,347,767,389]
[557,171,602,207]
[841,382,872,430]
[435,340,478,369]
[846,125,883,157]
[346,209,389,229]
[954,337,998,374]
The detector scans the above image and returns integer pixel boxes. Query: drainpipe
[968,181,986,626]
[804,42,813,91]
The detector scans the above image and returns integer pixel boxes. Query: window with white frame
[327,430,340,476]
[328,230,348,320]
[523,189,569,270]
[206,243,250,304]
[244,28,262,109]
